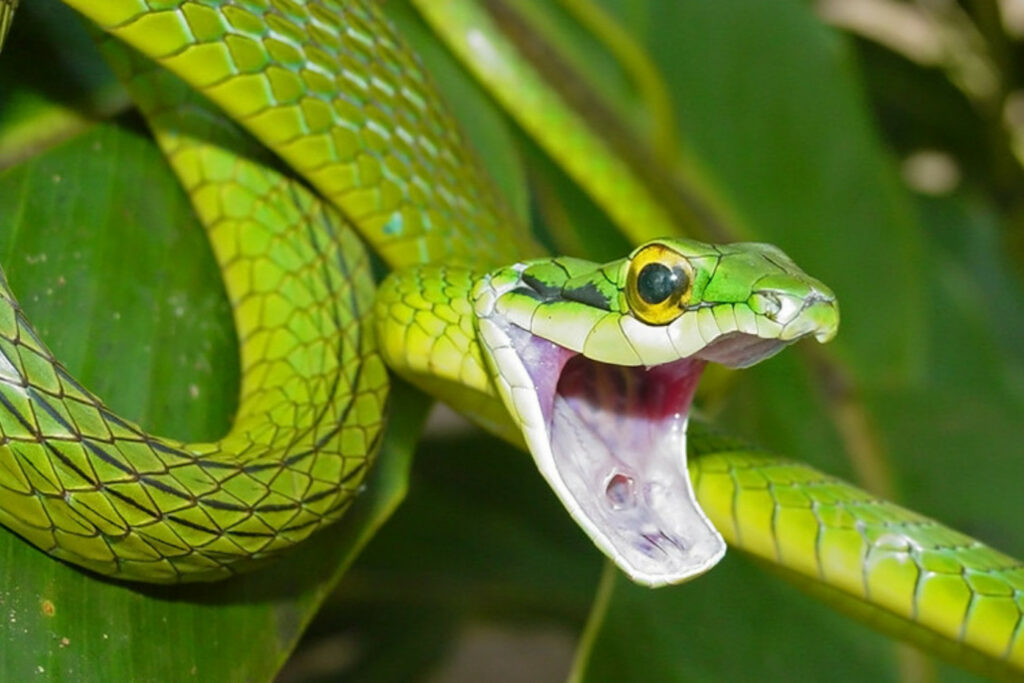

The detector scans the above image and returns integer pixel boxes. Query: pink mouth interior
[506,325,709,566]
[504,324,787,575]
[552,355,705,560]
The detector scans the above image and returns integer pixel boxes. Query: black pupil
[637,263,684,305]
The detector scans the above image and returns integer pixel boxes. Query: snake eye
[626,243,693,325]
[636,263,679,304]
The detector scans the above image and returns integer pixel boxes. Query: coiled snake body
[0,0,1022,678]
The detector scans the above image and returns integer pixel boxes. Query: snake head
[473,238,838,587]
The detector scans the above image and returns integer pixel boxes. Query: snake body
[1,0,1023,678]
[0,21,390,581]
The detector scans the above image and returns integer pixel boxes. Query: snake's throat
[480,318,726,587]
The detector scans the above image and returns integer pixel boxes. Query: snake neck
[375,265,522,445]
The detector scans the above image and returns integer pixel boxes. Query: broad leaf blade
[285,427,602,681]
[574,559,900,683]
[0,122,428,682]
[564,1,1016,680]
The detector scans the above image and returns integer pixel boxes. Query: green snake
[1,0,1023,678]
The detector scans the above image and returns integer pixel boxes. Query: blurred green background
[1,0,1023,681]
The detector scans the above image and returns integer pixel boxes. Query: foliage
[0,0,1022,681]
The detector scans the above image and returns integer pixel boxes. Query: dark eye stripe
[637,263,686,304]
[521,273,562,301]
[563,281,612,310]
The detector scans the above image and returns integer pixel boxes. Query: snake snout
[788,290,839,343]
[750,279,839,344]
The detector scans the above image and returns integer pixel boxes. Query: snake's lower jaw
[478,316,727,587]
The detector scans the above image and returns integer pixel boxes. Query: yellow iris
[625,242,693,325]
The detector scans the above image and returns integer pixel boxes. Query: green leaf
[561,1,1021,680]
[3,1,1023,681]
[630,0,926,383]
[285,429,602,680]
[870,194,1024,550]
[0,0,129,167]
[574,559,901,683]
[0,122,429,681]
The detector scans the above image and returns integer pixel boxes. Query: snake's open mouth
[551,351,721,586]
[471,242,839,586]
[483,317,798,586]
